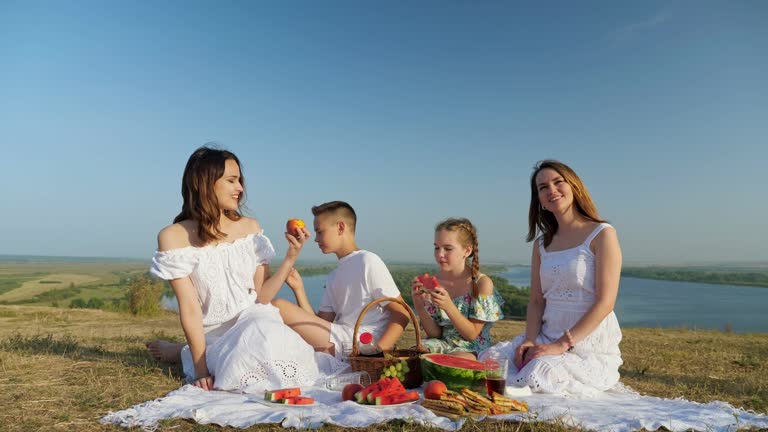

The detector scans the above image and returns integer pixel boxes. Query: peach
[342,383,364,401]
[286,218,306,237]
[423,380,448,400]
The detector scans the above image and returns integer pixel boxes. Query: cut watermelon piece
[420,353,486,392]
[264,387,301,401]
[416,273,440,291]
[375,391,419,405]
[368,387,405,404]
[355,379,387,404]
[281,396,314,405]
[356,377,402,404]
[366,379,405,403]
[377,377,404,392]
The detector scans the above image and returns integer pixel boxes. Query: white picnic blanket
[101,383,768,432]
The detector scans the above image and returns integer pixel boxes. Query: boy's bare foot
[145,340,183,363]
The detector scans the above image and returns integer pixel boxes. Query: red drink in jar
[484,355,509,396]
[486,377,506,396]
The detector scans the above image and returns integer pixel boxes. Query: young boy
[272,201,409,359]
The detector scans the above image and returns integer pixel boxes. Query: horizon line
[0,253,766,268]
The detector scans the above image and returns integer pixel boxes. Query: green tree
[127,274,164,316]
[86,298,105,309]
[69,298,86,309]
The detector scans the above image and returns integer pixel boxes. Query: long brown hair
[435,218,481,298]
[174,146,244,244]
[527,160,605,247]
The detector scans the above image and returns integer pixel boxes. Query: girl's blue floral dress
[422,278,504,354]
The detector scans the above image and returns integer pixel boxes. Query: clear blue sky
[1,1,766,265]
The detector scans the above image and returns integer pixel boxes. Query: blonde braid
[461,223,481,299]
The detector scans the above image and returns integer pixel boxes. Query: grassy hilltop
[1,308,766,431]
[0,261,766,431]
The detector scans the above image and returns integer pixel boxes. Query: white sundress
[150,231,345,393]
[480,223,623,396]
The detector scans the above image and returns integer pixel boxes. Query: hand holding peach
[286,218,306,237]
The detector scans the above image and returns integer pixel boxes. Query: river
[162,267,768,333]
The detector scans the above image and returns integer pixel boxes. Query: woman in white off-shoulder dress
[149,146,343,393]
[480,160,623,396]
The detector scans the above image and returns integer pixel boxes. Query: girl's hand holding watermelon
[412,273,441,302]
[410,277,432,303]
[428,286,455,311]
[414,273,456,312]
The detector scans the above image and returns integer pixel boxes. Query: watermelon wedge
[420,353,486,392]
[281,396,314,405]
[264,387,301,401]
[356,377,404,404]
[366,379,405,403]
[416,273,440,291]
[355,378,387,404]
[375,391,419,405]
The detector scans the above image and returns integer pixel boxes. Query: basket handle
[351,296,426,356]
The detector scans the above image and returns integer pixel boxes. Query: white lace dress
[150,231,345,393]
[480,223,623,396]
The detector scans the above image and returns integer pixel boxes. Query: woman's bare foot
[145,340,183,363]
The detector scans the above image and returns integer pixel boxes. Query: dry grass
[619,327,768,412]
[0,305,766,432]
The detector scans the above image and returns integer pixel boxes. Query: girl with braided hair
[411,218,504,359]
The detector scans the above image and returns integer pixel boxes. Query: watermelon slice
[264,387,301,401]
[281,396,314,405]
[375,391,419,405]
[366,379,405,403]
[355,378,387,404]
[356,377,403,404]
[416,273,440,291]
[420,353,486,392]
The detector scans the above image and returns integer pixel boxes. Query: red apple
[342,383,364,401]
[423,380,448,400]
[286,218,306,237]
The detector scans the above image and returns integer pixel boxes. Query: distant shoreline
[0,254,148,264]
[498,264,768,289]
[622,266,768,288]
[3,255,767,288]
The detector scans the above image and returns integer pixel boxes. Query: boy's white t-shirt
[319,249,401,333]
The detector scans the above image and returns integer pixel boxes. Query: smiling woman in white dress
[480,160,623,396]
[148,146,337,393]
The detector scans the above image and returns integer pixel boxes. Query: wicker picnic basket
[349,297,427,389]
